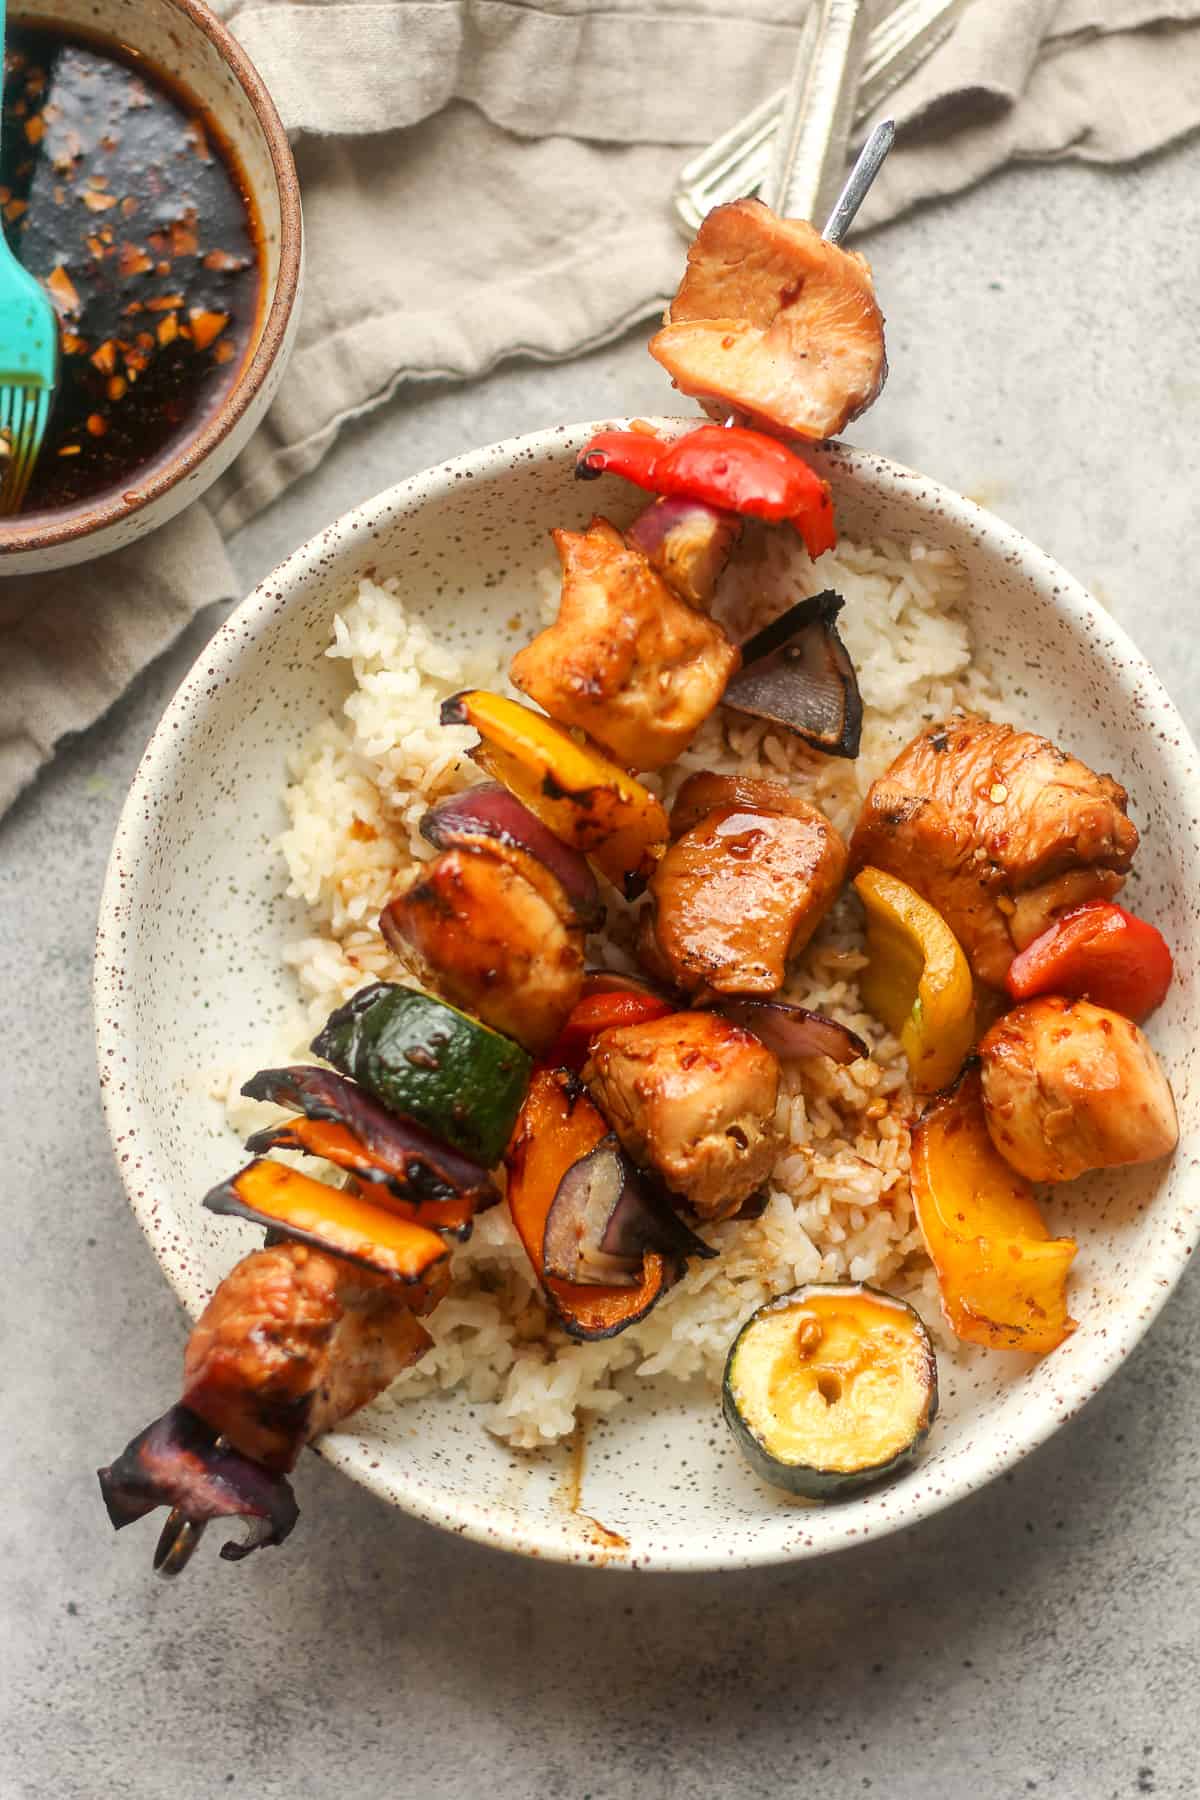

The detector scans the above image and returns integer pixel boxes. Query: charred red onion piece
[724,590,863,759]
[240,1066,497,1209]
[717,999,868,1064]
[625,498,742,606]
[543,1135,715,1286]
[420,783,604,929]
[97,1405,299,1563]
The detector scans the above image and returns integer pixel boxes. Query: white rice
[224,529,999,1449]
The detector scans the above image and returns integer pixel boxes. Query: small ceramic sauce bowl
[0,0,301,574]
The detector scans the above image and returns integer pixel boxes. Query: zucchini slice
[311,983,532,1169]
[723,1284,937,1500]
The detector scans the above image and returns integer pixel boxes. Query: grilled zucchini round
[723,1283,938,1499]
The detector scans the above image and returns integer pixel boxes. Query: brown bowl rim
[0,0,303,556]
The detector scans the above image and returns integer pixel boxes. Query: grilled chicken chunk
[641,772,847,997]
[585,1011,781,1220]
[380,843,585,1055]
[850,718,1138,988]
[510,516,740,772]
[648,200,886,442]
[182,1243,446,1471]
[979,997,1178,1184]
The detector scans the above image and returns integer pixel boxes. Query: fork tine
[1,389,24,513]
[17,387,49,509]
[0,387,18,513]
[0,385,49,515]
[9,386,48,510]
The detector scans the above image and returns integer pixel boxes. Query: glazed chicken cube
[979,997,1178,1184]
[640,771,847,997]
[648,199,886,442]
[850,718,1139,988]
[510,516,740,772]
[380,842,585,1055]
[182,1243,446,1471]
[584,1011,782,1220]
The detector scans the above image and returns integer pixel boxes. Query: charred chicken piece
[380,841,585,1055]
[648,199,886,442]
[182,1241,448,1472]
[584,1010,782,1220]
[510,516,740,772]
[850,718,1139,988]
[641,772,847,998]
[978,997,1178,1184]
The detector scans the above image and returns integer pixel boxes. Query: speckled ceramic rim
[95,424,1200,1571]
[0,0,302,555]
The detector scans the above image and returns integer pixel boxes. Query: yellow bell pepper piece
[910,1063,1077,1354]
[853,865,975,1093]
[442,690,668,896]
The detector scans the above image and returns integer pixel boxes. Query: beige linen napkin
[4,0,1200,815]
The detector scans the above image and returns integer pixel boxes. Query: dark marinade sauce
[2,24,264,516]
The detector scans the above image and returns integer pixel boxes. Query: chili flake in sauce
[2,25,264,515]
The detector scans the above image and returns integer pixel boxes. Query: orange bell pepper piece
[441,690,668,896]
[504,1067,671,1339]
[253,1118,481,1239]
[910,1063,1077,1354]
[204,1159,450,1285]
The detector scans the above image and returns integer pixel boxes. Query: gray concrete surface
[3,144,1200,1800]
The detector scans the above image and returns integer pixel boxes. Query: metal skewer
[152,1428,235,1577]
[821,118,896,244]
[154,1510,207,1578]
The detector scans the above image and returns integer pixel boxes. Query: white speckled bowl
[0,0,302,574]
[94,423,1200,1569]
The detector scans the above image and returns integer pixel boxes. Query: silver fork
[764,0,871,224]
[674,0,967,236]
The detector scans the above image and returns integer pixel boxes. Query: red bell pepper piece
[544,989,675,1071]
[1005,901,1173,1023]
[576,424,836,559]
